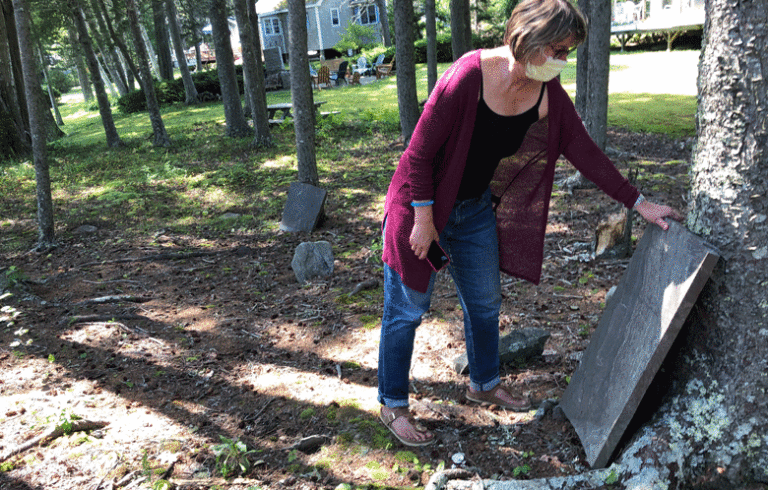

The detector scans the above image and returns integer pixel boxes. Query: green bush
[413,34,454,63]
[117,65,245,114]
[47,68,76,95]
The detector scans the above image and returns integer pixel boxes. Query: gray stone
[291,241,334,284]
[75,224,98,234]
[451,327,550,374]
[560,221,720,468]
[280,182,327,233]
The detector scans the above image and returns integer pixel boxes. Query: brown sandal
[466,385,531,412]
[379,406,435,447]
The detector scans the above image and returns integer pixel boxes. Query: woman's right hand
[410,206,439,260]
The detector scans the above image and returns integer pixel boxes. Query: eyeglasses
[550,45,575,59]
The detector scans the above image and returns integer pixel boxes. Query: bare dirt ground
[1,48,699,490]
[0,125,691,490]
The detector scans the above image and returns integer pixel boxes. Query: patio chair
[372,54,386,70]
[376,57,395,79]
[354,56,371,76]
[330,60,349,86]
[309,63,319,89]
[316,65,332,89]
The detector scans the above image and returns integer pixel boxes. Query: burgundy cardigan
[382,50,640,293]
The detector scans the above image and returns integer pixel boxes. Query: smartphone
[426,241,450,272]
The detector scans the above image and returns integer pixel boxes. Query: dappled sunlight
[263,154,296,169]
[245,361,380,413]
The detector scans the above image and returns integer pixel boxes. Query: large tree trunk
[425,0,437,96]
[166,0,198,105]
[126,0,171,147]
[393,0,419,145]
[70,0,122,147]
[287,0,317,186]
[13,0,55,250]
[449,0,472,61]
[210,0,252,138]
[153,0,173,80]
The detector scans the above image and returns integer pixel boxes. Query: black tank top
[456,82,546,200]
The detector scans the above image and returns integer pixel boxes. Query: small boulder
[291,241,334,284]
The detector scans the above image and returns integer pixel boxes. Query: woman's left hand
[635,200,684,231]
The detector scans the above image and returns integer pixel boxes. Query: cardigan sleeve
[401,55,478,202]
[555,86,640,208]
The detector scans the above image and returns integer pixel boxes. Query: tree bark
[153,0,174,80]
[583,0,609,151]
[67,26,93,102]
[1,0,29,139]
[375,0,391,47]
[86,0,129,96]
[450,0,471,61]
[13,0,55,250]
[393,0,419,145]
[125,0,171,147]
[210,0,252,138]
[165,0,198,105]
[425,0,437,96]
[233,0,272,148]
[574,0,588,119]
[70,0,122,147]
[287,0,318,186]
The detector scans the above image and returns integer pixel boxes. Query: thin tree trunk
[425,0,437,96]
[152,0,173,80]
[393,0,419,144]
[233,0,272,147]
[287,0,318,186]
[165,0,198,105]
[140,22,161,79]
[67,25,93,102]
[1,0,29,139]
[450,0,471,60]
[584,0,609,151]
[70,0,122,147]
[38,46,63,126]
[209,0,251,137]
[376,0,391,47]
[13,0,55,249]
[87,0,128,95]
[126,0,171,147]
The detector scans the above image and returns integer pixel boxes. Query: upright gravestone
[560,221,720,468]
[280,182,327,233]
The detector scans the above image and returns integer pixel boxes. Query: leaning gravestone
[280,182,327,233]
[560,221,720,468]
[263,47,283,76]
[452,327,550,374]
[291,241,334,284]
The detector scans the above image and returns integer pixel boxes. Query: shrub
[117,65,245,114]
[47,68,76,95]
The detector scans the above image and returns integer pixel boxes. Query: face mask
[525,56,567,82]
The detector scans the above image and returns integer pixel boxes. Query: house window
[353,5,378,25]
[264,18,281,35]
[331,8,340,26]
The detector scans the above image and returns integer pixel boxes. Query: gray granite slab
[280,182,327,233]
[452,327,550,374]
[560,221,720,468]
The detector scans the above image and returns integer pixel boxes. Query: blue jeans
[378,189,503,408]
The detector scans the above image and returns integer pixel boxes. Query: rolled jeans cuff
[469,376,500,393]
[378,395,410,408]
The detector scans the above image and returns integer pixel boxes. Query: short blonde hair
[504,0,588,64]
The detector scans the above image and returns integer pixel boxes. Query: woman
[378,0,681,447]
